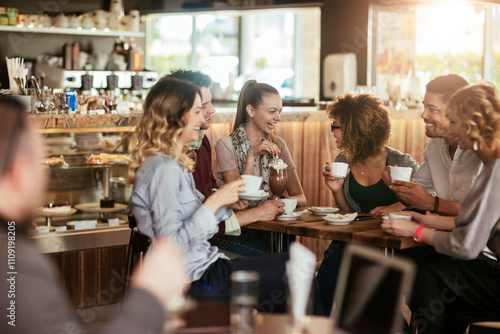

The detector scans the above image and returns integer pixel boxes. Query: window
[146,7,321,100]
[370,2,500,103]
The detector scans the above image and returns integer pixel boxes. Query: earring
[473,141,479,151]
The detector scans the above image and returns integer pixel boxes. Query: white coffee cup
[54,14,69,28]
[81,16,93,29]
[390,166,412,182]
[241,175,262,194]
[323,162,349,178]
[68,15,80,28]
[281,198,297,214]
[389,212,412,220]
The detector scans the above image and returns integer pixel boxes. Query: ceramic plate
[74,202,128,213]
[239,190,269,201]
[323,213,357,225]
[276,211,304,221]
[308,206,339,215]
[36,207,77,217]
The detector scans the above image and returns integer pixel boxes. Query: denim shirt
[129,154,232,282]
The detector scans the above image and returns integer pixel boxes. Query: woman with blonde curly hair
[129,78,321,314]
[382,82,500,333]
[317,93,418,315]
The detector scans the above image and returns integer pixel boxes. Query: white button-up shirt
[414,138,482,203]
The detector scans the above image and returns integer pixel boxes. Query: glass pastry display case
[31,113,139,309]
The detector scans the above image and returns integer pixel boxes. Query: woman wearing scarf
[214,80,306,257]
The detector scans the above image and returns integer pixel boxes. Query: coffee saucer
[276,211,304,221]
[239,190,268,201]
[323,213,357,225]
[309,206,339,215]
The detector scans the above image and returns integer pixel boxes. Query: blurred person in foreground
[0,96,186,334]
[382,83,500,333]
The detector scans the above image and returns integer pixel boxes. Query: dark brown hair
[163,70,212,88]
[426,74,469,103]
[0,96,29,177]
[327,93,391,163]
[233,80,280,143]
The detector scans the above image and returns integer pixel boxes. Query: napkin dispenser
[323,53,357,99]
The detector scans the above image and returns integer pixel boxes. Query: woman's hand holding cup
[205,179,245,213]
[322,161,349,193]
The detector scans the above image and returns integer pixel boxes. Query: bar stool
[125,226,151,290]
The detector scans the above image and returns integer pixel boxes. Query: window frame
[368,3,500,96]
[144,6,321,99]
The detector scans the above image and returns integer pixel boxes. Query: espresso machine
[35,63,158,96]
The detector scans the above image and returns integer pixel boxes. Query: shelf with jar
[1,2,144,38]
[0,25,145,38]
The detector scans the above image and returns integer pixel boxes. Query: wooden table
[174,302,331,334]
[247,209,423,253]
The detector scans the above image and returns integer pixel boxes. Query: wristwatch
[413,225,425,243]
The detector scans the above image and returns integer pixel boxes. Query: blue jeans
[210,229,271,258]
[316,240,346,316]
[188,253,324,315]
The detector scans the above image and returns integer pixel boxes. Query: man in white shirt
[383,74,482,217]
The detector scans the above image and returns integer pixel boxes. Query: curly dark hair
[326,93,391,163]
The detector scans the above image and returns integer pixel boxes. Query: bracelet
[413,225,425,243]
[431,196,440,213]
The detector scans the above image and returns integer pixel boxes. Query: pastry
[87,153,131,165]
[100,197,115,208]
[43,201,72,213]
[42,156,69,168]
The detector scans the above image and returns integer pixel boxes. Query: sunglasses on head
[331,122,341,131]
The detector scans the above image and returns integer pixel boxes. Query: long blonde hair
[233,80,280,143]
[128,78,201,182]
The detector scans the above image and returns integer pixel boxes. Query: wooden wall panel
[275,121,305,195]
[48,246,128,309]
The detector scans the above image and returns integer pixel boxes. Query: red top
[193,135,225,235]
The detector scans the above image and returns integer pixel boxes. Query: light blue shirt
[129,154,231,282]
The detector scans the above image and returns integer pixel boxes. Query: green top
[349,173,399,213]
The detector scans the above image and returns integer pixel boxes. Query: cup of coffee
[281,198,297,214]
[323,162,349,178]
[390,166,412,182]
[241,175,262,194]
[389,212,412,220]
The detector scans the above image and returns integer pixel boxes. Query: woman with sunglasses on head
[317,93,418,315]
[129,78,321,314]
[213,80,306,257]
[382,82,500,333]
